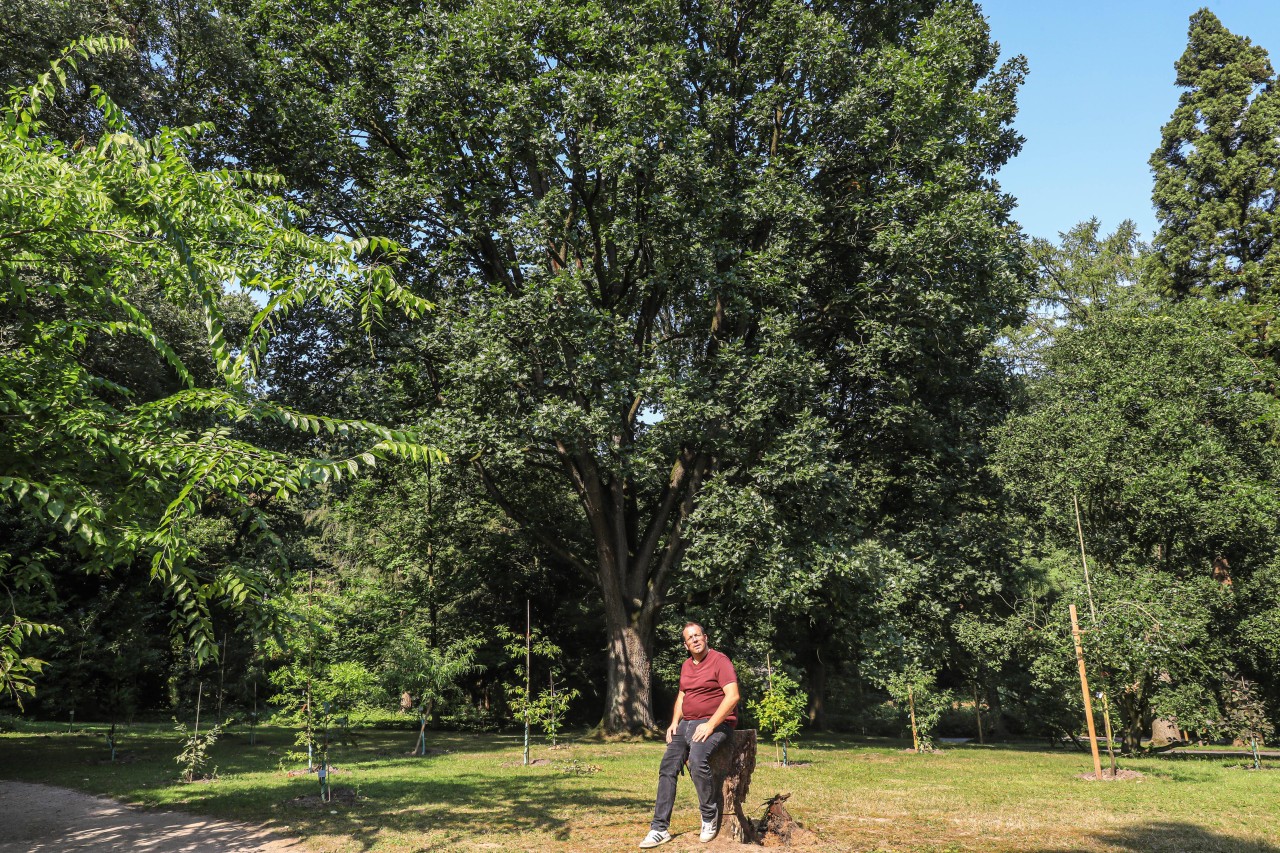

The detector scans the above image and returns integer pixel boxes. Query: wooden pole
[1100,691,1117,776]
[1074,496,1119,772]
[1069,605,1104,780]
[194,680,203,740]
[908,685,920,752]
[1073,497,1096,622]
[217,632,227,726]
[523,599,531,767]
[768,651,779,765]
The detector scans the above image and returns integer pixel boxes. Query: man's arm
[666,690,686,743]
[691,681,739,742]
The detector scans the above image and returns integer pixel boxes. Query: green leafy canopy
[0,37,441,696]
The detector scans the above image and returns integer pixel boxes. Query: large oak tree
[198,0,1028,733]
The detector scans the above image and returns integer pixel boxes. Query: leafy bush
[174,718,222,781]
[749,669,807,765]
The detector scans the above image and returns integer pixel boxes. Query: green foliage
[997,296,1280,749]
[386,636,478,721]
[269,658,382,765]
[212,0,1028,731]
[173,717,222,781]
[0,37,441,698]
[517,680,579,748]
[0,615,59,709]
[749,668,807,765]
[1149,10,1280,364]
[265,574,387,765]
[500,625,577,745]
[1007,219,1150,371]
[996,303,1279,572]
[1224,677,1274,749]
[880,666,952,753]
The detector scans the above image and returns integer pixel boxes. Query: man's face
[683,626,707,657]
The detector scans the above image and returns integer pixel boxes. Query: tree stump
[756,792,800,846]
[709,728,757,843]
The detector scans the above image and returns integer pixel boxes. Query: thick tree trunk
[1117,691,1146,754]
[603,621,657,734]
[1150,717,1182,747]
[709,729,758,844]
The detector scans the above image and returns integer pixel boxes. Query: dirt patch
[1078,768,1146,782]
[0,780,306,853]
[284,786,362,809]
[401,748,451,757]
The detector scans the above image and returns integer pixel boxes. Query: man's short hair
[681,621,705,639]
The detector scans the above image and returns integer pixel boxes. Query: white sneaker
[639,829,672,848]
[699,811,720,843]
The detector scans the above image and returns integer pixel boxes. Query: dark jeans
[650,718,732,832]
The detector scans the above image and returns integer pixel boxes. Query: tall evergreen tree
[1149,9,1280,357]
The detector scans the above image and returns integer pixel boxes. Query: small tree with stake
[174,681,223,782]
[1223,677,1274,771]
[883,666,952,753]
[387,635,477,756]
[749,663,806,766]
[500,624,577,753]
[525,668,579,748]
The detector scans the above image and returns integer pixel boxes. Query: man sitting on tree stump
[639,622,740,848]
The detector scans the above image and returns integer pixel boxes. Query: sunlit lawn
[2,722,1279,852]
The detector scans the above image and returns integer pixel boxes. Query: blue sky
[979,0,1280,243]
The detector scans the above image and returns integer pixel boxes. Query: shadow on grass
[266,772,638,851]
[1044,821,1280,853]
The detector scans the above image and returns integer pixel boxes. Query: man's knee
[689,731,729,777]
[658,742,688,777]
[688,748,717,780]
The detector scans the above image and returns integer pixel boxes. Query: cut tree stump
[756,792,800,846]
[709,728,758,843]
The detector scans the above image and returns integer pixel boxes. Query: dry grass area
[1,724,1278,852]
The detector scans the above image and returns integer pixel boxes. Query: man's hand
[691,722,712,742]
[666,721,679,743]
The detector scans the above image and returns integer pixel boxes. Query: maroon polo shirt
[679,648,738,727]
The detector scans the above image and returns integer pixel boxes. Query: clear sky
[979,0,1280,242]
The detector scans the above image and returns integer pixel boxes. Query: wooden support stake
[1074,496,1120,774]
[1070,605,1104,780]
[908,686,920,752]
[523,599,531,767]
[1100,691,1117,776]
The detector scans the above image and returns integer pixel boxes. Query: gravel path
[0,781,307,853]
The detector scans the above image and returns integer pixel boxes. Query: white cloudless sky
[978,0,1280,243]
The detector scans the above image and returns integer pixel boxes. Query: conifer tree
[1149,10,1280,357]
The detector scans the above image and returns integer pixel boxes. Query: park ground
[0,725,1278,852]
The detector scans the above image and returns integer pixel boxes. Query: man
[638,622,740,848]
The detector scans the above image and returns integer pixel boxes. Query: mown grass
[2,722,1279,852]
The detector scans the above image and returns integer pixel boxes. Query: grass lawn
[1,722,1279,852]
